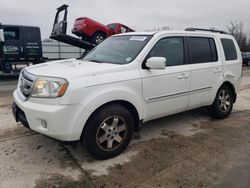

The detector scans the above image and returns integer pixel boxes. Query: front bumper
[12,102,29,128]
[13,90,90,141]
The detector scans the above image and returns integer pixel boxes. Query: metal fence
[42,41,85,60]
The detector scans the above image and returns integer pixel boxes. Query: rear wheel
[209,85,233,119]
[83,104,134,159]
[92,32,106,44]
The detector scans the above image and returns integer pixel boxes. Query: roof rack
[185,28,227,34]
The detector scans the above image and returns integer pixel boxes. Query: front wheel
[209,85,233,119]
[83,104,134,159]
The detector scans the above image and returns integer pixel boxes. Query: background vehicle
[0,24,43,73]
[50,4,134,53]
[50,4,96,53]
[0,23,4,72]
[72,17,134,44]
[242,52,250,66]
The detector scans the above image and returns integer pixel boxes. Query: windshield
[107,24,116,30]
[83,35,152,64]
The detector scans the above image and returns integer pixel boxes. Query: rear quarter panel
[85,18,109,37]
[211,35,242,102]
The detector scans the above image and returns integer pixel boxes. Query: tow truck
[0,23,43,74]
[50,4,96,54]
[50,4,134,53]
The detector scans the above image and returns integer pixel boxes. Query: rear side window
[188,37,218,64]
[221,39,237,61]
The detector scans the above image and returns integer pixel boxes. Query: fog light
[41,120,48,129]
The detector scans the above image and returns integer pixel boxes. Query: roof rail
[185,28,227,34]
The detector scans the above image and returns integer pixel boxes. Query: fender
[69,85,143,139]
[82,87,143,117]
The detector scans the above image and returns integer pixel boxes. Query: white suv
[12,29,242,159]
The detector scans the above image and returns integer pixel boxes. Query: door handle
[214,68,222,73]
[178,73,189,79]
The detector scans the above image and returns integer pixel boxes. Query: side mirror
[145,57,166,70]
[0,29,4,43]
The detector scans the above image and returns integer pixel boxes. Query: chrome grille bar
[19,70,37,99]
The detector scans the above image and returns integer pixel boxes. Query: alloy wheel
[218,89,231,112]
[96,116,128,151]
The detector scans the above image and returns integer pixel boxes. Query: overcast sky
[0,0,249,39]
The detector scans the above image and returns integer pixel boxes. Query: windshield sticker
[126,57,132,62]
[129,36,147,41]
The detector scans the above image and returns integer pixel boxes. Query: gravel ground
[0,68,250,188]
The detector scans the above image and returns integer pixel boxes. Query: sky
[0,0,249,40]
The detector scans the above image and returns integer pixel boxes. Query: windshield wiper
[86,59,104,63]
[77,50,90,60]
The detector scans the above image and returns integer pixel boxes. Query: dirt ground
[0,68,250,188]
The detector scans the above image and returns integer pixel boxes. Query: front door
[140,37,190,121]
[3,26,23,61]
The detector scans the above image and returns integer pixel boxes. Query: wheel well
[93,30,106,38]
[115,100,141,132]
[82,100,140,138]
[222,81,237,103]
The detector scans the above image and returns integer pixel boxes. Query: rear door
[187,36,222,109]
[113,24,122,34]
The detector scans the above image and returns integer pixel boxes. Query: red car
[72,17,134,44]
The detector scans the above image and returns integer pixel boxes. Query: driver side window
[148,37,184,66]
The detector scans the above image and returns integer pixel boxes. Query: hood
[25,59,122,79]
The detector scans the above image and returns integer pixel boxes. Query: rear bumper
[72,27,91,38]
[13,90,91,141]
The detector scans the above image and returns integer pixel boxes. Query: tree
[247,37,250,51]
[226,21,248,51]
[148,26,172,32]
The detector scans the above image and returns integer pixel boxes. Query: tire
[209,85,234,119]
[92,32,106,44]
[81,35,91,42]
[4,62,12,73]
[83,104,134,159]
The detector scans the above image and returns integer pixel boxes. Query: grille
[19,70,37,99]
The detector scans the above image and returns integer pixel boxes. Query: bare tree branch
[226,21,248,51]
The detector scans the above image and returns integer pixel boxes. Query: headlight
[31,76,68,98]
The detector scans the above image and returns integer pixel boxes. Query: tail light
[76,18,86,28]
